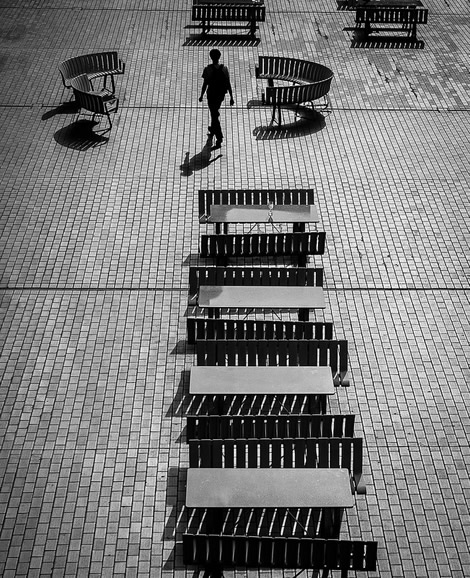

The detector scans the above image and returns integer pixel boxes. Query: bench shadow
[180,138,222,176]
[42,100,79,120]
[166,370,191,418]
[253,109,327,140]
[337,0,357,9]
[348,28,425,48]
[163,466,191,571]
[54,119,109,150]
[184,31,260,46]
[169,340,194,355]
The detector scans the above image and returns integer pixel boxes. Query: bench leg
[249,18,256,37]
[270,104,281,126]
[298,308,309,322]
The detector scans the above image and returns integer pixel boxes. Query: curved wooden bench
[59,51,125,93]
[183,534,378,575]
[71,74,119,131]
[256,56,334,125]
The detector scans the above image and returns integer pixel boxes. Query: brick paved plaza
[0,0,469,576]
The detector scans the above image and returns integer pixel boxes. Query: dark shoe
[213,140,222,149]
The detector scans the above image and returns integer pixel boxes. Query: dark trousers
[207,95,224,141]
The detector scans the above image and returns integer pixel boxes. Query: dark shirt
[202,64,230,98]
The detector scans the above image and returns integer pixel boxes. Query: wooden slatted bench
[256,56,334,125]
[192,0,266,37]
[186,413,356,439]
[200,231,326,267]
[198,188,315,222]
[188,437,366,493]
[59,51,125,93]
[188,266,324,304]
[355,4,429,40]
[183,534,378,576]
[70,74,119,131]
[187,318,334,344]
[196,338,350,386]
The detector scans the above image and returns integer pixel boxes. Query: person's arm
[199,79,208,102]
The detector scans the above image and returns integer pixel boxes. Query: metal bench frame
[355,6,429,39]
[71,74,119,132]
[188,266,324,304]
[183,533,378,574]
[198,189,315,222]
[192,0,266,37]
[200,231,326,267]
[187,318,333,344]
[195,338,350,386]
[186,413,356,439]
[188,437,365,494]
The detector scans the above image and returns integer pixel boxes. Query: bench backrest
[198,189,315,219]
[356,6,428,24]
[200,232,326,262]
[187,318,334,344]
[73,85,108,116]
[59,51,120,86]
[194,0,264,3]
[186,414,355,439]
[189,266,323,300]
[183,534,378,572]
[188,436,362,472]
[70,73,93,93]
[266,80,333,106]
[196,339,349,386]
[256,56,333,84]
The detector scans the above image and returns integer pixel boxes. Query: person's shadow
[180,137,222,176]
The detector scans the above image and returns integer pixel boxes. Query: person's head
[209,49,221,64]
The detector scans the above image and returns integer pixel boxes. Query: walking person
[199,49,234,149]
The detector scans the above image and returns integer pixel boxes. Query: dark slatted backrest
[198,189,315,219]
[59,52,120,86]
[188,266,324,298]
[186,414,355,440]
[195,339,348,386]
[200,232,326,259]
[182,534,378,571]
[70,73,93,93]
[187,318,333,344]
[73,87,107,115]
[188,437,362,473]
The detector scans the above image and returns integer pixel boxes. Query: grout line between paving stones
[1,286,468,291]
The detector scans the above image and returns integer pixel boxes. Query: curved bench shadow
[54,119,109,150]
[253,109,327,140]
[42,100,79,121]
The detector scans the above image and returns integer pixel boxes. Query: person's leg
[208,97,224,144]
